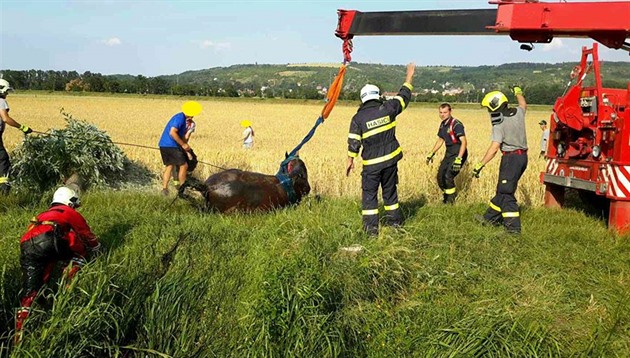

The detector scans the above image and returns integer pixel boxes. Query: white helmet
[360,84,380,103]
[0,79,13,95]
[52,186,81,208]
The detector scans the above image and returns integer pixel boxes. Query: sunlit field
[4,93,629,357]
[5,93,549,205]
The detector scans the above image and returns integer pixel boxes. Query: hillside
[163,61,630,101]
[2,60,628,104]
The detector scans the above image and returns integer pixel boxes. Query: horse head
[278,153,311,202]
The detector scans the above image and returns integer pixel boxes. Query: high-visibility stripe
[502,212,520,218]
[363,147,402,166]
[443,187,457,194]
[348,133,361,141]
[403,82,414,91]
[362,209,379,215]
[384,203,399,211]
[395,96,407,110]
[0,177,8,184]
[348,151,358,158]
[489,201,501,212]
[362,121,396,139]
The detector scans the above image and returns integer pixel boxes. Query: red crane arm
[336,1,630,54]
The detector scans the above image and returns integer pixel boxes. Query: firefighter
[15,186,102,335]
[426,103,468,204]
[0,79,33,195]
[473,87,528,234]
[346,62,416,235]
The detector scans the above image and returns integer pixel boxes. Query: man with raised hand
[473,87,528,234]
[346,62,416,236]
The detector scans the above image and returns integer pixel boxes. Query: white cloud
[199,40,231,51]
[541,39,564,52]
[102,37,122,46]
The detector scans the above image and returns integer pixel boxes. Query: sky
[1,0,628,76]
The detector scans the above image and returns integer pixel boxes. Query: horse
[181,155,310,213]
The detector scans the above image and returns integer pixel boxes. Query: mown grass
[1,190,628,357]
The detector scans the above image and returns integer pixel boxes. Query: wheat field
[4,93,550,205]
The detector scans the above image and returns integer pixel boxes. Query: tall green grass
[1,190,628,357]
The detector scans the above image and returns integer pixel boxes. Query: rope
[287,116,324,158]
[29,130,229,171]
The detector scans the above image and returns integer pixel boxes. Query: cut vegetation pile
[10,110,153,193]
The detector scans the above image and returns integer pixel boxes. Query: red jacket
[21,204,99,255]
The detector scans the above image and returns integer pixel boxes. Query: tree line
[1,63,627,105]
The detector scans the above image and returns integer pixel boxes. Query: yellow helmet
[182,101,202,117]
[481,91,508,112]
[240,120,252,128]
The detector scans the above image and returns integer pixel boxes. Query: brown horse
[181,155,310,213]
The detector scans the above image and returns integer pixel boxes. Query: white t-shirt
[0,98,8,134]
[242,127,254,144]
[541,128,550,152]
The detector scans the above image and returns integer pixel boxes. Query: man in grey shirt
[472,87,528,234]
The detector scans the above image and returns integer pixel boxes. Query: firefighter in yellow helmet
[473,88,528,234]
[158,101,202,196]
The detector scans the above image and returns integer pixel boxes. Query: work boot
[443,193,457,204]
[0,183,10,196]
[14,307,30,345]
[474,214,501,227]
[160,188,169,197]
[364,226,379,237]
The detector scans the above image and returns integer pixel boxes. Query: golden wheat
[4,94,549,205]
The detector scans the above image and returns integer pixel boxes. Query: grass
[1,190,628,357]
[0,93,627,356]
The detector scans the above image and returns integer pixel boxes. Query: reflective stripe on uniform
[348,151,358,158]
[362,121,396,139]
[348,133,361,141]
[502,212,520,218]
[0,177,8,184]
[489,201,501,212]
[403,82,414,91]
[443,187,457,194]
[362,209,379,215]
[394,96,406,110]
[363,147,402,166]
[384,203,399,211]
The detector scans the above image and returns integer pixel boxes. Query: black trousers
[0,144,9,195]
[20,233,73,295]
[483,152,528,232]
[362,164,402,234]
[437,149,467,203]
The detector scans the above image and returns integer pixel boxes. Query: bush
[10,111,137,192]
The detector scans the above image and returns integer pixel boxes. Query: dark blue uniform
[436,117,467,203]
[348,83,413,234]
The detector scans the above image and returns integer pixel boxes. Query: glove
[19,124,33,135]
[452,157,463,173]
[426,152,435,165]
[512,86,524,96]
[472,163,485,178]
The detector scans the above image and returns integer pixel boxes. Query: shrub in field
[10,111,153,192]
